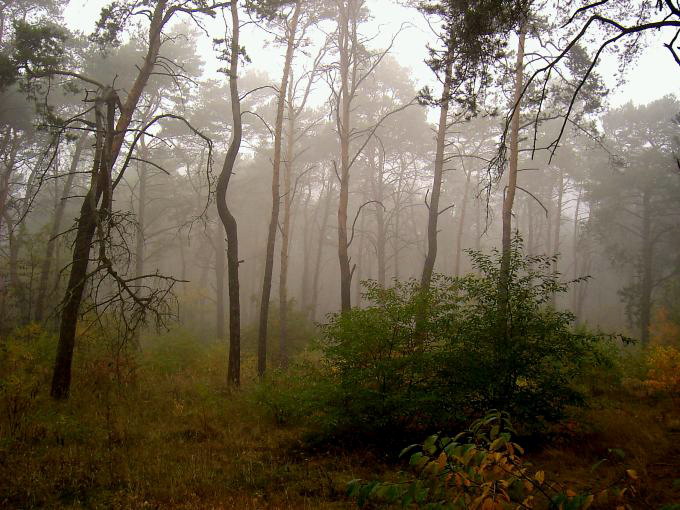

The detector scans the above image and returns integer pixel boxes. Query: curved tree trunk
[215,0,243,387]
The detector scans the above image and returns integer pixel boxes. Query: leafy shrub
[313,237,612,439]
[348,410,636,509]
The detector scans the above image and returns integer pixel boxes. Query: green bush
[309,237,613,440]
[347,410,635,509]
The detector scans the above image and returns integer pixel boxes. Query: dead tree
[50,1,224,399]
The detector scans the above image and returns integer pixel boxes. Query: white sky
[63,0,679,108]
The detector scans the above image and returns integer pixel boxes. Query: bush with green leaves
[313,237,613,440]
[347,410,636,509]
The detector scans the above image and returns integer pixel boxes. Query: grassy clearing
[1,325,678,509]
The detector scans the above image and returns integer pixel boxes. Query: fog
[1,0,679,373]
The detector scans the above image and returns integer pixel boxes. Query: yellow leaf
[566,489,577,498]
[437,451,447,470]
[534,470,545,485]
[626,469,638,480]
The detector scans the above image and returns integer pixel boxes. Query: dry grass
[529,395,680,509]
[1,327,679,509]
[0,329,392,509]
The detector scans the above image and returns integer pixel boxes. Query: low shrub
[304,237,615,441]
[347,410,637,509]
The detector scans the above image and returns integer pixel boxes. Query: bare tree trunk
[474,184,482,253]
[550,168,564,307]
[258,0,301,376]
[571,189,581,313]
[311,174,333,320]
[499,23,526,315]
[527,199,534,256]
[300,184,312,311]
[371,145,387,287]
[421,61,452,289]
[35,135,86,322]
[337,1,353,312]
[215,0,243,387]
[453,169,471,277]
[353,207,365,306]
[640,189,652,343]
[278,78,297,368]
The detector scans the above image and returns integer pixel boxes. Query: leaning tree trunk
[35,134,86,322]
[421,60,452,289]
[258,0,301,376]
[215,0,243,387]
[51,1,167,400]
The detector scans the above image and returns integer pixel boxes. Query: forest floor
[1,332,679,509]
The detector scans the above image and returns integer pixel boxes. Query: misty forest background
[1,0,680,509]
